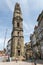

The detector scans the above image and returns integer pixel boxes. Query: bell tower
[11,3,24,60]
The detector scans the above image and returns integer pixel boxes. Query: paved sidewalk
[0,61,43,65]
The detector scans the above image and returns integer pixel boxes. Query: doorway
[18,50,20,56]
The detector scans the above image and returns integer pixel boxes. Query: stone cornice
[37,11,43,22]
[11,36,24,38]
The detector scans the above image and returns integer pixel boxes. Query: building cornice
[37,11,43,22]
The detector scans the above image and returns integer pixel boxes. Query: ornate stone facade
[30,11,43,59]
[25,42,33,60]
[37,11,43,59]
[11,3,24,60]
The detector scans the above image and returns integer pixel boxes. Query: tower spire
[11,3,24,60]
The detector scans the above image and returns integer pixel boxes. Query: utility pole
[3,29,7,50]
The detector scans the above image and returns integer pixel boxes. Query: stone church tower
[11,3,24,60]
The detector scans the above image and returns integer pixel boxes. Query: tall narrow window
[18,32,19,36]
[17,22,19,27]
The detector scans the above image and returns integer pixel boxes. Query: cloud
[23,21,29,31]
[0,39,4,50]
[0,0,43,49]
[0,38,10,50]
[5,0,29,15]
[5,0,14,12]
[28,0,43,11]
[23,20,34,35]
[23,20,35,43]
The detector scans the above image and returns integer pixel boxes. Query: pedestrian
[16,58,18,63]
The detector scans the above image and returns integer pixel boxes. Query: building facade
[25,42,33,60]
[34,26,41,59]
[30,11,43,59]
[10,3,24,60]
[30,33,38,59]
[37,11,43,59]
[30,27,41,59]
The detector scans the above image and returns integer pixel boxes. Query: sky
[0,0,43,50]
